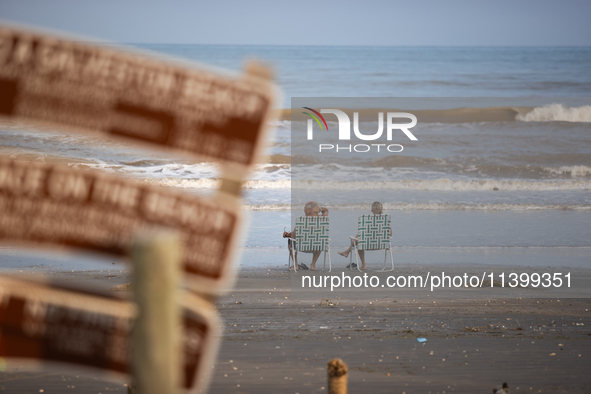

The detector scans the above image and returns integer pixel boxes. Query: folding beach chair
[288,216,332,272]
[348,214,394,272]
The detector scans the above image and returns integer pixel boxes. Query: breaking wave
[517,104,591,123]
[542,165,591,177]
[139,177,591,191]
[282,104,591,123]
[143,178,292,189]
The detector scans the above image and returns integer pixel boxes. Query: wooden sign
[0,24,276,170]
[0,275,220,393]
[0,158,241,293]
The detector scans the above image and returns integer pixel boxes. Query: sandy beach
[1,255,590,394]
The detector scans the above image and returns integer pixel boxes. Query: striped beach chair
[288,216,331,272]
[348,214,394,272]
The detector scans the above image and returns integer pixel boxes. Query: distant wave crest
[517,104,591,123]
[283,104,591,123]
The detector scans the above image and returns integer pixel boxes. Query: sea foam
[543,165,591,177]
[136,177,591,191]
[291,179,591,191]
[517,104,591,123]
[241,202,591,211]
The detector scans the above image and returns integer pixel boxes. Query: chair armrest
[348,236,357,240]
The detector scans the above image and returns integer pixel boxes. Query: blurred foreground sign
[0,24,275,169]
[0,276,220,393]
[0,158,240,292]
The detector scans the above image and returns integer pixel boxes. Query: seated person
[283,201,328,271]
[338,201,390,270]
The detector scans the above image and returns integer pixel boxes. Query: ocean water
[0,45,590,263]
[137,45,591,103]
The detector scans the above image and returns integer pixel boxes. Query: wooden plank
[0,158,241,293]
[0,24,277,172]
[0,275,220,393]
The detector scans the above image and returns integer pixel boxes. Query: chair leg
[376,247,394,272]
[290,244,298,272]
[354,246,361,272]
[376,249,385,272]
[327,247,332,272]
[323,249,326,271]
[388,247,394,271]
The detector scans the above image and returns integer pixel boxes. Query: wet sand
[0,264,590,393]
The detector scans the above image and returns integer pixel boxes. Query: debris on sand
[464,326,483,332]
[110,282,133,291]
[493,382,508,394]
[320,298,336,307]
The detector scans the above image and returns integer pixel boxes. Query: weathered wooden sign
[0,158,241,293]
[0,24,276,169]
[0,275,220,393]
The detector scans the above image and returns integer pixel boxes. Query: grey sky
[1,0,590,46]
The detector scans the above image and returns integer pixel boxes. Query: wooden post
[131,230,182,394]
[327,358,348,394]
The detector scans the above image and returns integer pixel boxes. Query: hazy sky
[1,0,590,46]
